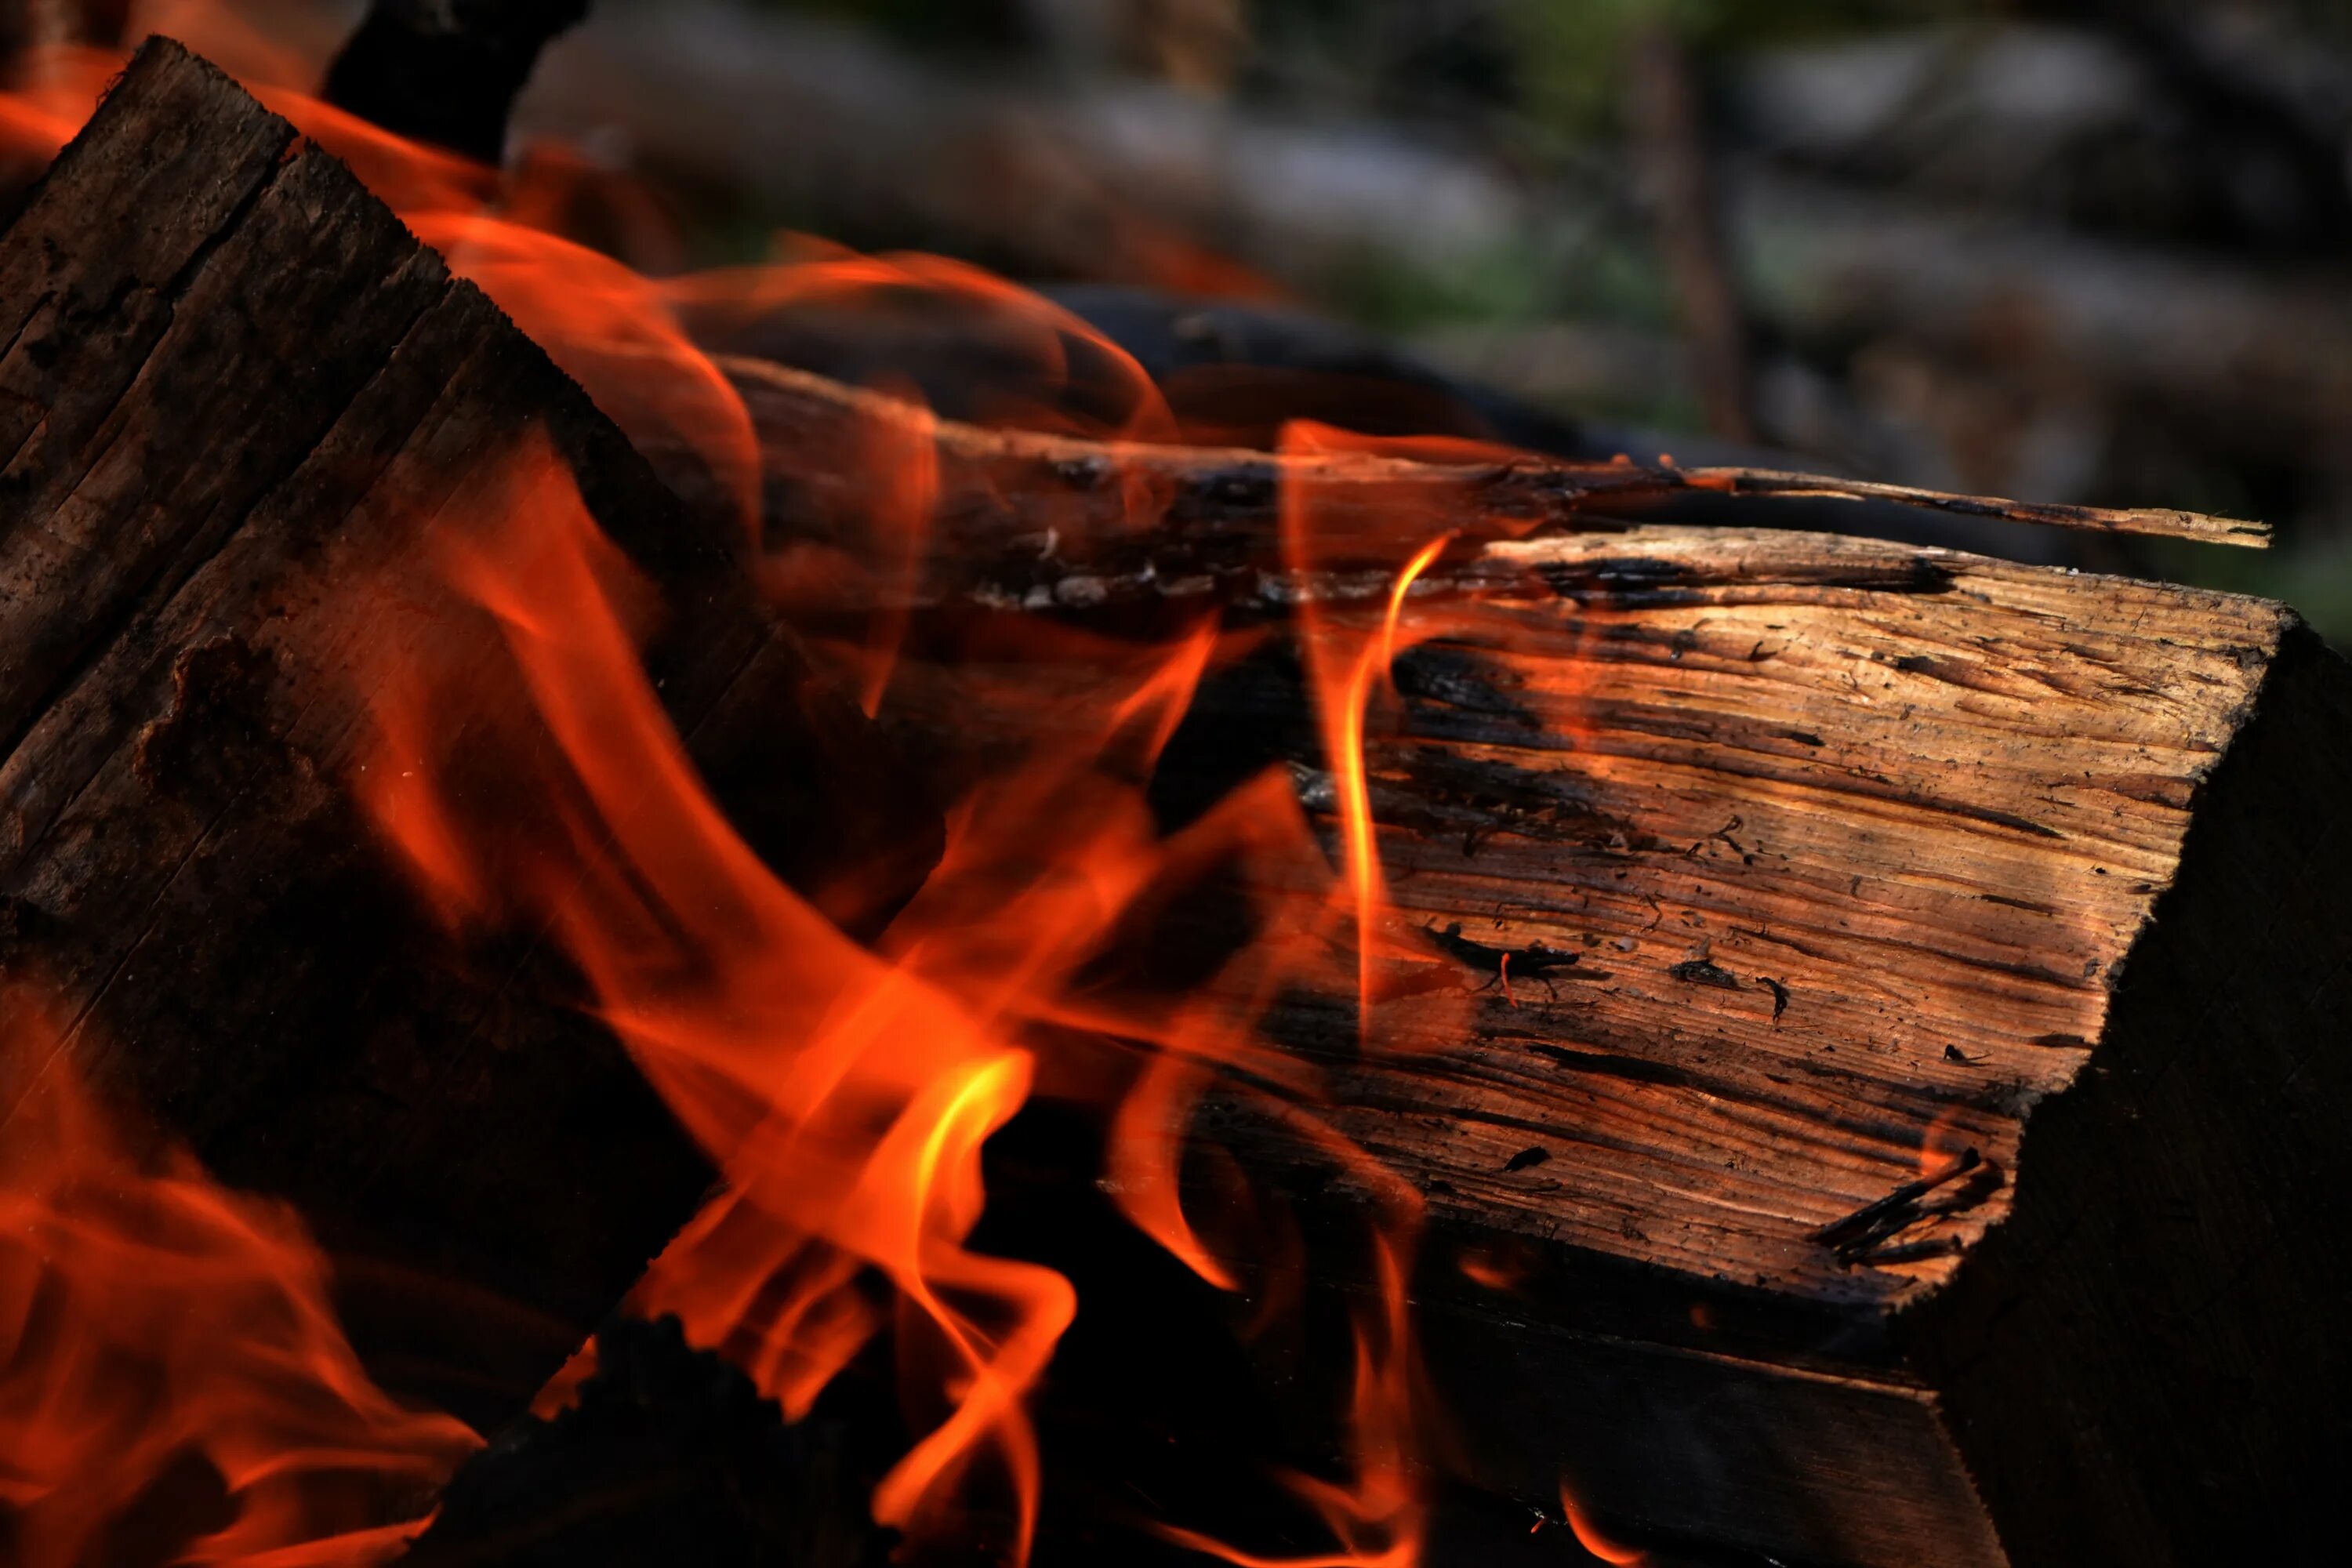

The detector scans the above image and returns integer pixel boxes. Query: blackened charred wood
[683,358,2262,629]
[401,1316,893,1568]
[0,40,937,1433]
[324,0,590,162]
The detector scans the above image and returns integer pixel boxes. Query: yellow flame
[1335,532,1453,1030]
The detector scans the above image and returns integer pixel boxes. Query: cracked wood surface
[0,41,935,1433]
[731,360,2288,1314]
[759,372,2343,1562]
[874,525,2281,1305]
[1243,528,2281,1308]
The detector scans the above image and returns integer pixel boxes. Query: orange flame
[1559,1478,1647,1566]
[1154,1161,1428,1568]
[1456,1245,1529,1294]
[353,439,1092,1558]
[1276,422,1467,1040]
[1332,530,1453,1010]
[0,45,114,162]
[0,14,1561,1563]
[0,996,481,1568]
[349,420,1449,1560]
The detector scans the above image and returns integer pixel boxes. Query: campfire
[0,8,2343,1568]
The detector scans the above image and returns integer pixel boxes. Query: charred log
[674,354,2261,626]
[401,1316,894,1568]
[0,39,937,1432]
[2,32,2340,1568]
[739,371,2348,1567]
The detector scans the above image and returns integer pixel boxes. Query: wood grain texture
[0,40,936,1433]
[745,366,2343,1563]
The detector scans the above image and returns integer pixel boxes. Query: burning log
[3,28,2339,1568]
[727,368,2346,1566]
[0,38,937,1436]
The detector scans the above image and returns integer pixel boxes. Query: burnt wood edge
[1896,621,2352,1566]
[0,38,939,1432]
[36,49,2286,1561]
[717,354,2270,550]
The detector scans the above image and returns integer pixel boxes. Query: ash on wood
[0,39,937,1434]
[742,375,2350,1567]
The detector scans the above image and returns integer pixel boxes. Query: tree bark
[691,354,2259,624]
[0,38,938,1434]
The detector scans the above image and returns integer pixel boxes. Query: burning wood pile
[0,13,2345,1568]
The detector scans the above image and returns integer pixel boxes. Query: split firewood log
[724,361,2347,1568]
[0,39,938,1432]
